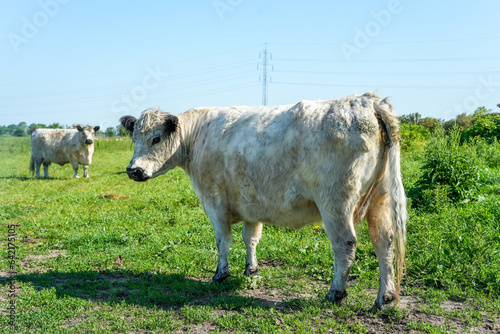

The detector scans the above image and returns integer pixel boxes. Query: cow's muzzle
[126,167,149,182]
[85,139,93,145]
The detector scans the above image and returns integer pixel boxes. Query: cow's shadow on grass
[8,269,282,311]
[0,176,32,181]
[0,176,67,181]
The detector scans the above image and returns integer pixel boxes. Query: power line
[0,82,261,115]
[268,36,500,46]
[2,68,258,101]
[272,81,488,90]
[273,56,500,63]
[274,70,500,76]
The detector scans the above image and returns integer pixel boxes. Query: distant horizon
[1,96,500,129]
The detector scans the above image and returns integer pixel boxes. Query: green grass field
[0,136,499,333]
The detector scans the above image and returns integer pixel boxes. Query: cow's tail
[373,97,407,305]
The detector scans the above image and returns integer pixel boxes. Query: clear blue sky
[1,0,499,129]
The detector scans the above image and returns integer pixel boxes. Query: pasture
[0,135,499,333]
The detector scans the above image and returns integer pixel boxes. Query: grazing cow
[30,125,100,179]
[120,92,407,309]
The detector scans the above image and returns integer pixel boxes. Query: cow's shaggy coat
[30,125,99,179]
[121,92,407,309]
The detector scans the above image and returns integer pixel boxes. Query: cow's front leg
[35,161,42,179]
[83,165,89,178]
[71,161,79,178]
[206,208,233,283]
[242,221,262,276]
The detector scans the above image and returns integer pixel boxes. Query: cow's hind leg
[242,221,262,276]
[367,192,396,310]
[321,206,357,304]
[42,162,50,179]
[205,207,233,283]
[35,160,42,179]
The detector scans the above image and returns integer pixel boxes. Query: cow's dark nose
[126,167,149,182]
[85,139,93,145]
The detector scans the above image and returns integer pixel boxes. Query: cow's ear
[94,126,100,133]
[164,115,178,136]
[76,125,83,132]
[120,116,136,134]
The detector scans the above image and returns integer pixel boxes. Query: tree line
[397,105,500,151]
[2,104,499,141]
[0,122,128,137]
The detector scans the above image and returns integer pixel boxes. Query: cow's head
[120,109,180,182]
[76,125,100,145]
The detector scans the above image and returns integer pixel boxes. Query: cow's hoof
[369,303,382,313]
[244,264,259,277]
[370,290,397,312]
[383,290,397,304]
[211,273,230,284]
[325,290,348,304]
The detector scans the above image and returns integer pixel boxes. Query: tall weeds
[411,127,481,205]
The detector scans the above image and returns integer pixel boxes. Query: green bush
[475,137,500,168]
[419,184,451,212]
[410,127,481,204]
[462,113,500,143]
[400,123,430,152]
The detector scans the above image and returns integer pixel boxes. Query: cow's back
[186,94,385,228]
[31,129,78,165]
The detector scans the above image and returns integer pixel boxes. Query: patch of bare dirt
[259,260,283,269]
[173,323,219,334]
[24,249,66,261]
[0,249,67,276]
[101,193,129,199]
[21,237,44,243]
[17,249,66,274]
[182,285,499,333]
[237,287,288,307]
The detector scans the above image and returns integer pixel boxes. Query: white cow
[120,92,407,309]
[30,125,100,179]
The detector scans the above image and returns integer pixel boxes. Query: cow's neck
[176,109,198,171]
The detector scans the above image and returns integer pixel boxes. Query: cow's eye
[152,136,161,145]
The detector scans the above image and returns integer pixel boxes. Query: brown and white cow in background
[30,125,100,179]
[120,92,407,310]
